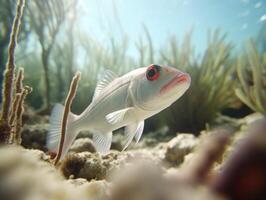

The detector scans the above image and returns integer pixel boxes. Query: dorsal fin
[92,69,118,101]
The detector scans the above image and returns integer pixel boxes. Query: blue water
[79,0,266,56]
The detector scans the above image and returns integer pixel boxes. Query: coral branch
[54,72,81,165]
[15,68,24,94]
[9,68,24,130]
[0,0,25,143]
[14,86,32,144]
[9,93,21,144]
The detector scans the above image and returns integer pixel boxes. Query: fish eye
[146,64,160,81]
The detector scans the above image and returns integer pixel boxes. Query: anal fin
[93,131,112,154]
[123,121,145,150]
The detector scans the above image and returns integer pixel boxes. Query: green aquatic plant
[160,30,237,133]
[235,40,266,114]
[73,34,135,113]
[28,0,71,113]
[135,25,157,67]
[0,0,26,143]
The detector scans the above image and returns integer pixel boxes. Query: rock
[22,106,49,125]
[69,138,96,153]
[21,124,48,151]
[67,178,88,186]
[61,152,107,181]
[81,180,110,200]
[76,130,92,139]
[111,134,124,151]
[137,126,171,148]
[61,147,165,182]
[110,160,165,200]
[109,160,222,200]
[0,146,99,200]
[165,134,198,164]
[239,112,264,125]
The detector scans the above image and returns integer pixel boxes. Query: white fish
[47,64,191,159]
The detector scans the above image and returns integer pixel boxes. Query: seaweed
[160,30,237,133]
[0,0,26,143]
[28,0,68,113]
[235,39,266,114]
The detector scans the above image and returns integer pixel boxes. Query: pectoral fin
[105,107,134,125]
[123,121,145,150]
[92,131,112,154]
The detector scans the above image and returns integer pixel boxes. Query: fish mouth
[160,73,190,95]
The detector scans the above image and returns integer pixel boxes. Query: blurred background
[1,0,266,135]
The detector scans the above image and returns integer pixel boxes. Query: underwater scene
[0,0,266,199]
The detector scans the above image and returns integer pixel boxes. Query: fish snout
[160,71,191,95]
[177,72,191,84]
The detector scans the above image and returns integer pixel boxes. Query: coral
[9,93,21,133]
[0,0,26,143]
[165,134,199,164]
[235,40,266,114]
[54,72,81,165]
[9,68,24,131]
[8,67,32,144]
[13,86,32,144]
[9,68,24,125]
[15,67,24,94]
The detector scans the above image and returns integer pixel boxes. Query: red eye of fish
[146,65,160,81]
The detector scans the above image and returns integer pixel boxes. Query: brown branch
[13,86,32,144]
[9,93,21,144]
[0,0,26,143]
[54,72,81,165]
[15,67,24,94]
[9,68,25,144]
[9,93,21,127]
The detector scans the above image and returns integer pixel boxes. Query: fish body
[47,65,191,159]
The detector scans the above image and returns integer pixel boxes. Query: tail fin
[46,103,78,159]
